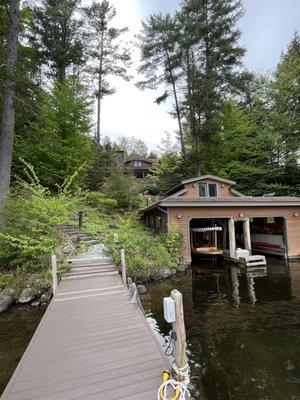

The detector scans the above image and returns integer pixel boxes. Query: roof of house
[166,174,237,194]
[161,196,300,207]
[124,157,156,164]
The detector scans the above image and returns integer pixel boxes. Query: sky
[98,0,300,150]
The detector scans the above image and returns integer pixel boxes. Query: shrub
[103,216,182,281]
[84,191,118,212]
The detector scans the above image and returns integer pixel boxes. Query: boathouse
[142,175,300,263]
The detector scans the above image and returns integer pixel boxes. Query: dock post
[120,249,127,286]
[170,289,189,379]
[243,218,252,254]
[229,218,236,259]
[78,211,83,229]
[51,254,58,295]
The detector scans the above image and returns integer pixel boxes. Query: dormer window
[133,160,142,167]
[198,182,218,197]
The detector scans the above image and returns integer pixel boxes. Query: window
[133,160,142,167]
[267,217,275,224]
[198,182,218,197]
[199,183,206,197]
[208,183,217,197]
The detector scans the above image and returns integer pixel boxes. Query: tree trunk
[96,32,104,144]
[0,0,20,217]
[165,49,185,154]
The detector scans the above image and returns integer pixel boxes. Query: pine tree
[137,14,185,153]
[32,0,84,82]
[271,33,300,190]
[83,0,131,144]
[179,0,246,172]
[16,78,92,189]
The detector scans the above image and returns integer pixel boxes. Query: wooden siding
[168,206,300,262]
[180,180,238,198]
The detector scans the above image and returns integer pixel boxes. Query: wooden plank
[1,271,169,400]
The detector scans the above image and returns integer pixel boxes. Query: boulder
[40,289,52,304]
[0,288,15,314]
[19,287,35,304]
[177,265,189,273]
[137,285,147,294]
[31,301,40,307]
[169,268,177,276]
[62,244,76,255]
[35,279,51,294]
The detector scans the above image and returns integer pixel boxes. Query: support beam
[170,289,188,371]
[228,218,236,259]
[243,218,252,254]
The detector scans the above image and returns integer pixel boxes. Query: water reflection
[230,266,267,306]
[141,260,300,400]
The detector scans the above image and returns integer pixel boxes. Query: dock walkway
[1,242,169,400]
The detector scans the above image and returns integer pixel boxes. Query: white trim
[162,201,300,207]
[230,188,245,197]
[182,174,236,186]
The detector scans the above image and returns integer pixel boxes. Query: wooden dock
[1,247,169,400]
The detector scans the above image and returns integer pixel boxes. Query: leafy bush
[104,167,142,210]
[84,192,117,212]
[103,216,182,281]
[0,160,81,269]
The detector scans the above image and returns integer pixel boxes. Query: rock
[35,279,51,294]
[169,268,177,276]
[19,287,35,304]
[160,269,171,279]
[0,288,15,314]
[62,244,76,255]
[109,223,119,229]
[40,289,52,304]
[137,285,147,294]
[31,301,40,307]
[177,265,189,273]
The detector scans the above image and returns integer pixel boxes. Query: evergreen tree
[15,78,92,189]
[179,0,247,172]
[31,0,84,82]
[270,34,300,190]
[83,0,131,144]
[137,14,185,153]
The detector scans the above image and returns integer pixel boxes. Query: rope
[158,364,190,400]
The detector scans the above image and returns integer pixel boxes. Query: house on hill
[141,174,300,263]
[124,156,156,179]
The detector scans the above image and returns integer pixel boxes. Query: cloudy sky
[98,0,300,150]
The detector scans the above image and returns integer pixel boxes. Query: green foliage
[14,78,92,190]
[103,217,182,281]
[0,162,81,269]
[32,0,84,82]
[104,167,142,209]
[84,192,118,212]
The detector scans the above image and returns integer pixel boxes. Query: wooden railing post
[120,249,127,286]
[170,289,188,374]
[78,211,83,229]
[51,254,58,295]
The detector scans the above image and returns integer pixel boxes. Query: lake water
[0,305,45,395]
[141,259,300,400]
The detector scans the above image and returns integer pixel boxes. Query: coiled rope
[158,364,190,400]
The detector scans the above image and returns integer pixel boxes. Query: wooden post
[51,254,58,295]
[120,249,127,286]
[170,289,188,372]
[228,218,236,259]
[78,211,83,229]
[223,223,227,250]
[243,218,252,254]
